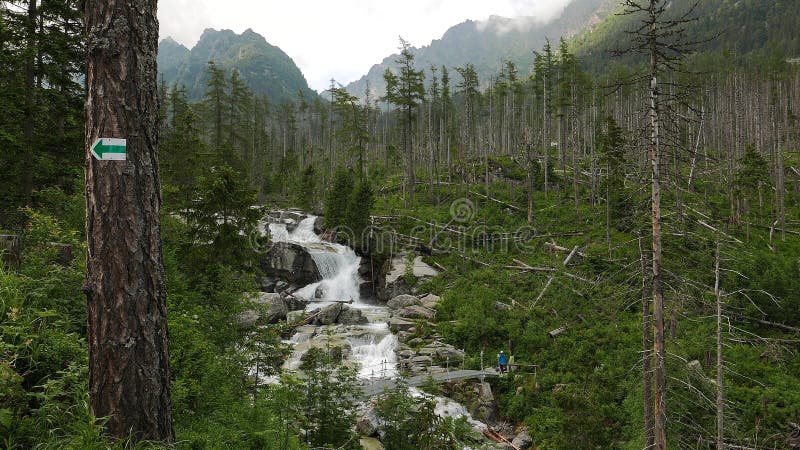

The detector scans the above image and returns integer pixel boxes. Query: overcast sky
[158,0,574,92]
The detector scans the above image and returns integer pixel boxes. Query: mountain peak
[157,28,316,103]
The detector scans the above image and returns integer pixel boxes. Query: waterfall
[269,214,396,380]
[270,217,361,303]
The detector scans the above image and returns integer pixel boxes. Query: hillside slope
[345,0,617,99]
[573,0,800,72]
[158,28,317,104]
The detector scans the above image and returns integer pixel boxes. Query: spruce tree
[383,37,425,205]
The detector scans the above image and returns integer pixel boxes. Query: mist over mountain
[344,0,617,100]
[158,28,317,104]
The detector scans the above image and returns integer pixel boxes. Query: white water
[266,214,487,447]
[270,218,362,304]
[268,216,397,379]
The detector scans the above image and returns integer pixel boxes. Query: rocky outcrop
[313,303,343,326]
[238,292,289,326]
[395,305,435,321]
[313,216,326,235]
[380,255,439,301]
[284,295,309,312]
[387,294,419,310]
[512,428,533,450]
[261,242,322,284]
[338,306,368,325]
[356,403,383,437]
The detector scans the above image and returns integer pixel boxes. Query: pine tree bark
[84,0,174,442]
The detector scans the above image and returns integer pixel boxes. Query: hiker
[498,350,508,374]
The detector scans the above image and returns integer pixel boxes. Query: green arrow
[91,138,127,161]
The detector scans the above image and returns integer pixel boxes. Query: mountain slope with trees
[157,28,318,104]
[344,0,617,99]
[573,0,800,72]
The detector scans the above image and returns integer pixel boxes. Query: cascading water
[268,216,397,379]
[266,213,489,447]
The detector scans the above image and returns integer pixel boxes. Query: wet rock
[275,280,290,293]
[284,295,309,312]
[315,285,326,299]
[512,429,533,450]
[359,281,376,299]
[388,318,415,333]
[337,306,368,325]
[257,277,278,293]
[261,242,322,285]
[387,294,419,310]
[395,305,435,320]
[313,216,326,235]
[395,331,412,343]
[314,303,342,325]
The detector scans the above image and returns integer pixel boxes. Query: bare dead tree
[612,1,705,448]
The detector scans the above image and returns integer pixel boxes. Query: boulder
[387,294,419,310]
[284,295,309,312]
[396,349,415,359]
[337,306,368,325]
[281,210,306,223]
[388,317,415,333]
[313,216,326,235]
[356,405,382,437]
[420,294,441,309]
[275,280,290,293]
[256,277,278,293]
[512,429,533,450]
[261,242,321,285]
[313,303,342,326]
[395,305,434,320]
[411,355,433,366]
[236,310,260,327]
[434,345,465,363]
[494,301,513,311]
[247,292,288,324]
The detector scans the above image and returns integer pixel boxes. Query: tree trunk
[22,0,38,202]
[648,2,667,448]
[639,234,655,449]
[714,234,724,450]
[84,0,174,442]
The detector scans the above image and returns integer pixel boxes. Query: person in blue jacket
[498,350,508,374]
